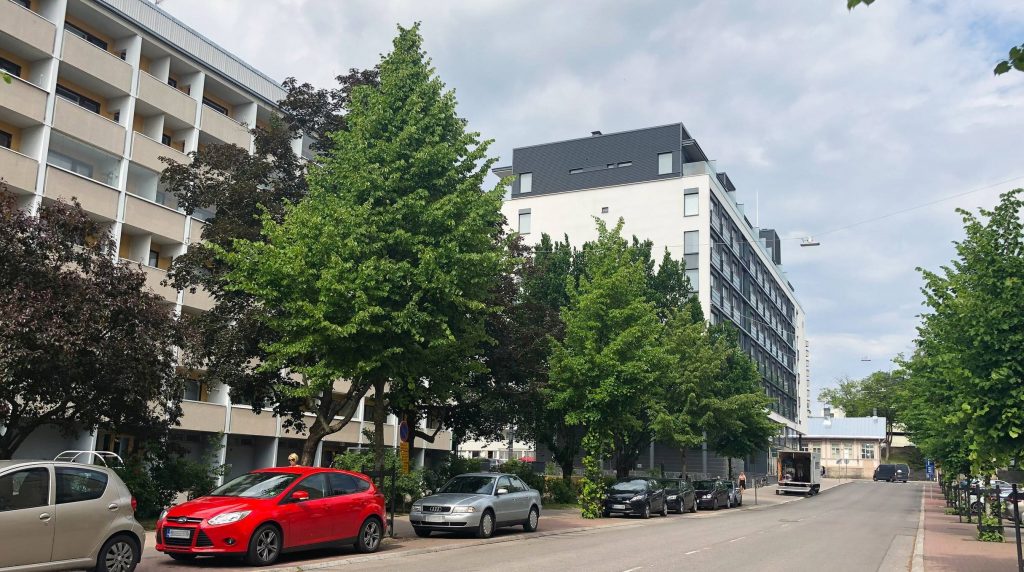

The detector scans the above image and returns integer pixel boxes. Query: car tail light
[131,496,138,513]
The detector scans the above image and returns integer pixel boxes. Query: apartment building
[496,124,808,476]
[1,0,452,479]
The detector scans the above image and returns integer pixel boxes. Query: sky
[159,0,1024,416]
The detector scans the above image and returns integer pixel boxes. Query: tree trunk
[680,449,688,480]
[560,459,574,483]
[727,457,733,479]
[300,430,322,467]
[372,377,387,476]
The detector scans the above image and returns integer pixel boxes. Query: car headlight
[411,503,423,512]
[667,495,677,501]
[208,510,251,526]
[451,506,476,513]
[158,509,168,521]
[703,494,713,499]
[629,495,645,503]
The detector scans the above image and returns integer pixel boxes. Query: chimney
[591,130,602,136]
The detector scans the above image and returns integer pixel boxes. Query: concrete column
[149,56,171,82]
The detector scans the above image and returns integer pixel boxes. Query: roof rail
[53,451,125,468]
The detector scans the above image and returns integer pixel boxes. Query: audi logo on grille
[425,506,448,513]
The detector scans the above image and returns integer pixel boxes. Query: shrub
[977,515,1005,543]
[546,478,578,504]
[115,435,225,519]
[422,454,484,493]
[331,448,425,511]
[499,459,545,495]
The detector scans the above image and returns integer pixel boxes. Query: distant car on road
[658,479,697,514]
[723,480,743,507]
[603,478,667,519]
[873,464,896,482]
[693,479,730,510]
[0,453,145,572]
[894,464,910,482]
[410,473,541,539]
[156,467,385,566]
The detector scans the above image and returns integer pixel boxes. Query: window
[843,446,853,459]
[15,0,31,8]
[293,473,327,500]
[0,468,49,512]
[508,477,529,493]
[56,467,108,504]
[861,443,875,460]
[328,473,366,496]
[496,476,512,492]
[658,152,673,175]
[183,380,201,401]
[0,131,11,150]
[812,446,822,455]
[202,96,229,116]
[569,168,582,175]
[684,187,698,217]
[601,207,609,214]
[606,163,616,169]
[617,161,632,167]
[56,84,101,114]
[161,133,172,146]
[684,231,699,255]
[0,57,21,78]
[47,150,94,179]
[167,77,178,88]
[519,172,532,194]
[830,445,840,458]
[518,211,531,235]
[147,250,160,268]
[65,22,108,51]
[686,269,699,292]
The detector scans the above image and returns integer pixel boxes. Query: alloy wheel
[256,528,279,563]
[529,508,539,530]
[481,512,494,537]
[105,540,134,572]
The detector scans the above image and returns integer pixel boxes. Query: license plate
[166,528,191,540]
[425,514,445,523]
[612,504,626,510]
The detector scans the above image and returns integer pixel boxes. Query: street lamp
[800,237,820,247]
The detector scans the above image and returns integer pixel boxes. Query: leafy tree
[164,72,378,465]
[0,190,183,458]
[846,0,1023,76]
[221,24,505,474]
[547,218,671,517]
[906,189,1024,472]
[818,369,907,460]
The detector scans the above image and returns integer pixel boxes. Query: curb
[912,483,925,572]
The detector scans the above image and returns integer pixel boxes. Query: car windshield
[208,472,297,499]
[609,479,649,492]
[439,476,495,495]
[658,480,680,491]
[693,480,716,490]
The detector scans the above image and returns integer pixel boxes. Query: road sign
[400,441,410,474]
[925,459,935,481]
[398,419,410,443]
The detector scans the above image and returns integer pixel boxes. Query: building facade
[1,0,451,478]
[802,417,886,479]
[496,124,808,475]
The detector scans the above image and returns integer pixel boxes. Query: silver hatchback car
[410,473,542,539]
[0,453,145,572]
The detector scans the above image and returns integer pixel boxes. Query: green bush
[115,436,225,519]
[499,459,545,495]
[977,515,1005,542]
[546,478,578,504]
[422,454,484,493]
[331,448,425,511]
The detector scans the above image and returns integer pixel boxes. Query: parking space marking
[622,567,642,572]
[685,550,700,555]
[729,536,746,542]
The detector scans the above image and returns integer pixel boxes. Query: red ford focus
[156,467,386,565]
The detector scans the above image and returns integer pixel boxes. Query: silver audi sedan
[410,473,542,539]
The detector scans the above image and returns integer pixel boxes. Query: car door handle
[39,513,51,522]
[108,503,119,511]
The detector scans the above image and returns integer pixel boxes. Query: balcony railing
[60,30,132,93]
[1,0,56,55]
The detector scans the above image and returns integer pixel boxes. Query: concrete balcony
[0,147,39,194]
[136,72,197,125]
[0,1,57,56]
[0,76,48,124]
[131,131,188,174]
[53,97,125,156]
[188,219,205,244]
[123,193,186,242]
[322,422,362,444]
[423,430,454,451]
[182,286,215,312]
[201,105,250,149]
[179,401,227,433]
[60,30,132,94]
[135,262,178,303]
[229,407,278,437]
[43,165,119,220]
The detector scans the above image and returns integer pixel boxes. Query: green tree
[846,0,1023,76]
[0,190,183,458]
[547,218,671,517]
[907,189,1024,472]
[221,24,505,473]
[818,370,906,460]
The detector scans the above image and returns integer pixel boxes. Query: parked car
[723,480,743,507]
[410,473,541,539]
[602,478,667,519]
[894,464,910,482]
[873,464,896,482]
[1003,490,1024,522]
[658,479,697,514]
[156,467,385,565]
[693,479,730,510]
[0,454,145,572]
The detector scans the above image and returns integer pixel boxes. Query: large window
[519,172,532,194]
[684,231,699,291]
[47,132,121,186]
[518,211,532,234]
[861,443,875,460]
[658,152,673,175]
[0,131,11,150]
[56,84,101,114]
[684,187,698,217]
[0,57,21,78]
[830,445,840,459]
[65,22,108,51]
[201,96,229,116]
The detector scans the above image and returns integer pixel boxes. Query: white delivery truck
[776,451,821,496]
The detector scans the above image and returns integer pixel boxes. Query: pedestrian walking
[738,471,747,490]
[820,466,825,478]
[287,453,300,467]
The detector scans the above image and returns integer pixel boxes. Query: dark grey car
[410,473,542,539]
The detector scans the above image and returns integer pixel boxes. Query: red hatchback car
[156,467,386,565]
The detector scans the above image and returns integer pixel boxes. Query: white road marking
[685,550,700,555]
[622,567,643,572]
[729,536,746,542]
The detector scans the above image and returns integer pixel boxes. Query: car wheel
[641,503,651,519]
[476,510,495,539]
[245,524,282,566]
[524,506,540,532]
[355,516,383,553]
[660,500,668,517]
[413,526,431,538]
[94,535,138,572]
[690,498,698,513]
[168,554,196,562]
[602,510,611,518]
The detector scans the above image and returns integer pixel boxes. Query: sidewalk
[922,482,1021,571]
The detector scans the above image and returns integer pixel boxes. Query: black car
[894,464,910,482]
[693,479,730,510]
[873,464,895,481]
[659,479,697,514]
[603,478,668,519]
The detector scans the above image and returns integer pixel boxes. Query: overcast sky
[161,0,1024,415]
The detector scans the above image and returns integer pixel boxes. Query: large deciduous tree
[0,190,182,458]
[220,24,505,472]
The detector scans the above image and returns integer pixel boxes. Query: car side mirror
[291,490,310,502]
[496,488,509,496]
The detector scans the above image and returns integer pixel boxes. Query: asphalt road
[333,480,923,572]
